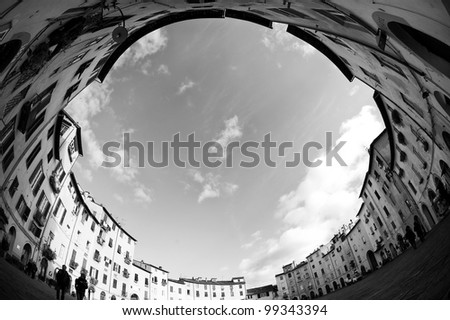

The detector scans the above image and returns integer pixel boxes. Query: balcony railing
[97,236,105,246]
[69,260,79,270]
[124,256,131,265]
[33,210,45,227]
[93,254,101,262]
[123,271,130,279]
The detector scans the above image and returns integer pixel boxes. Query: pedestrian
[55,265,71,300]
[75,273,88,300]
[413,215,426,243]
[404,226,417,249]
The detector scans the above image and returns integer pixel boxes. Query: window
[0,117,16,155]
[341,256,345,262]
[408,181,417,194]
[170,286,173,293]
[117,245,122,254]
[391,221,397,230]
[383,206,391,217]
[360,67,380,84]
[26,141,41,168]
[16,196,30,221]
[196,291,199,297]
[369,202,375,211]
[47,125,55,139]
[113,279,117,289]
[377,217,383,227]
[59,206,67,226]
[375,191,381,200]
[368,180,372,187]
[36,191,50,218]
[8,177,18,198]
[178,288,182,294]
[145,278,149,287]
[103,274,107,284]
[321,268,325,275]
[135,273,139,282]
[68,138,77,162]
[314,272,318,278]
[53,199,63,216]
[63,81,80,101]
[91,221,95,232]
[29,161,45,196]
[372,53,407,78]
[47,150,53,162]
[401,93,424,117]
[108,238,113,247]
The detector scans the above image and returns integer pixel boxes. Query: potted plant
[42,245,56,261]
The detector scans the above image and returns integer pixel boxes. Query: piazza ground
[1,214,449,300]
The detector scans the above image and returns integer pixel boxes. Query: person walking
[75,273,88,300]
[55,265,71,300]
[413,215,426,243]
[404,226,417,249]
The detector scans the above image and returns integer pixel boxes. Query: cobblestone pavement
[0,215,449,300]
[0,257,74,300]
[317,214,450,300]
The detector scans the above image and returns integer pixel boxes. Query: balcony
[121,291,127,298]
[97,236,105,246]
[123,270,130,279]
[69,260,79,270]
[90,278,98,285]
[124,255,131,265]
[93,254,101,263]
[33,211,45,228]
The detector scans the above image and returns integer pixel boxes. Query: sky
[66,19,384,288]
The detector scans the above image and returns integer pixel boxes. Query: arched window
[0,39,22,73]
[397,132,406,145]
[443,131,450,151]
[388,22,450,78]
[434,91,450,118]
[391,109,402,125]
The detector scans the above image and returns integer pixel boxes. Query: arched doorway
[310,291,315,299]
[361,266,367,275]
[318,288,323,296]
[7,226,16,254]
[301,294,308,300]
[389,243,397,258]
[366,250,377,271]
[339,277,345,288]
[111,295,116,300]
[21,243,32,266]
[421,204,436,229]
[130,293,139,300]
[332,281,338,290]
[325,285,331,294]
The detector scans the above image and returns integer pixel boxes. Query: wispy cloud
[239,105,384,287]
[134,184,153,204]
[114,194,124,203]
[241,230,263,249]
[215,115,243,148]
[188,170,239,203]
[261,23,316,58]
[113,29,168,71]
[349,85,361,96]
[177,78,196,95]
[157,64,170,75]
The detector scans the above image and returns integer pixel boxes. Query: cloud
[215,115,242,148]
[66,79,113,168]
[134,184,153,203]
[241,230,263,249]
[177,78,196,95]
[188,170,239,203]
[349,85,361,96]
[157,64,170,75]
[239,105,384,287]
[261,23,316,57]
[114,194,124,203]
[113,29,168,70]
